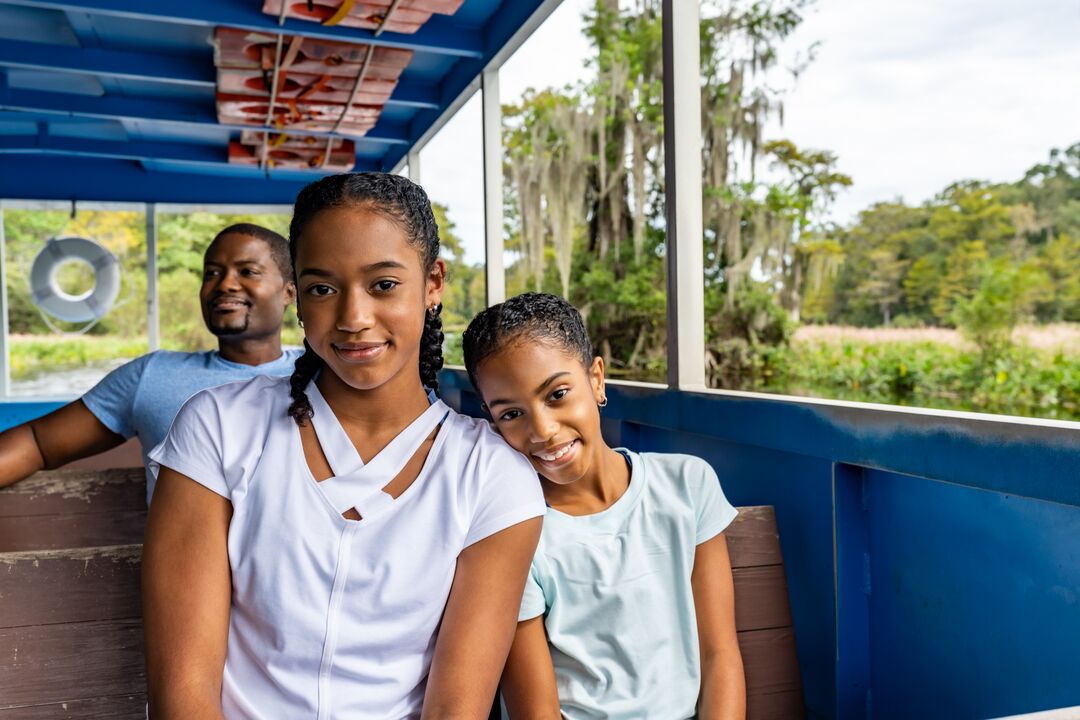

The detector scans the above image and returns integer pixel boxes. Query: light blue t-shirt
[82,348,302,504]
[519,450,738,720]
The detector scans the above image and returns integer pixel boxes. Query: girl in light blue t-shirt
[463,292,746,720]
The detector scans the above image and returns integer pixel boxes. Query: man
[0,223,300,504]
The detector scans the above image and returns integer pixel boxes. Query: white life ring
[29,236,121,323]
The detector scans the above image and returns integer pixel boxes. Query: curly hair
[462,292,593,392]
[286,172,443,425]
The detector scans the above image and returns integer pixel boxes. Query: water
[9,359,128,397]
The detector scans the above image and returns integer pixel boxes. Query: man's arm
[693,533,746,720]
[0,400,125,488]
[421,517,543,719]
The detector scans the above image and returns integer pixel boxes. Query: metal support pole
[481,67,506,307]
[662,0,706,390]
[0,204,10,397]
[145,203,159,351]
[407,148,422,185]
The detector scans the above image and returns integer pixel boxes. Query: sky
[419,0,1080,264]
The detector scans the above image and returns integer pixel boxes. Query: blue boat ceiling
[0,0,550,204]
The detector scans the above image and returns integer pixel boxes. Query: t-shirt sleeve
[81,353,154,438]
[463,442,546,549]
[690,457,739,544]
[146,389,231,499]
[518,560,547,621]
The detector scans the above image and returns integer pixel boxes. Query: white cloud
[421,0,1080,261]
[769,0,1080,221]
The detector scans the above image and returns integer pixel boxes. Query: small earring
[598,397,608,408]
[297,319,304,328]
[427,304,439,317]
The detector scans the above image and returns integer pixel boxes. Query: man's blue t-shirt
[82,349,302,504]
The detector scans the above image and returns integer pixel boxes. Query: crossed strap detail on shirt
[307,381,449,521]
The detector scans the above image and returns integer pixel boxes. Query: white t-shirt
[149,375,545,719]
[518,450,738,720]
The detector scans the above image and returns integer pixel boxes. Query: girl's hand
[500,616,561,719]
[421,517,543,720]
[693,533,747,720]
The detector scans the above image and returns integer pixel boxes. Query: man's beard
[209,314,250,337]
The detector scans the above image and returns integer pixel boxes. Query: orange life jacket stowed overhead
[228,137,357,172]
[260,0,465,35]
[213,26,415,171]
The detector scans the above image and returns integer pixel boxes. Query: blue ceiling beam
[0,133,225,165]
[0,87,411,146]
[0,133,383,175]
[0,38,440,110]
[0,154,320,203]
[2,0,483,59]
[0,37,212,87]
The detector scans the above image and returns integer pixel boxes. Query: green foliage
[9,335,147,380]
[435,203,485,332]
[705,281,794,388]
[952,258,1040,352]
[824,145,1080,328]
[773,338,1080,421]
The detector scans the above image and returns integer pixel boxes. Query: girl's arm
[692,533,746,720]
[142,467,232,719]
[500,616,561,719]
[421,517,543,720]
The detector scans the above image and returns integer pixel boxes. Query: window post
[482,67,506,307]
[407,148,422,184]
[146,203,159,352]
[662,0,706,390]
[0,204,9,397]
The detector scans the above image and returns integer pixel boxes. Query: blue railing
[6,372,1079,720]
[442,369,1080,720]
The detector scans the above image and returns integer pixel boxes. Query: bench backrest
[0,471,804,719]
[728,505,805,719]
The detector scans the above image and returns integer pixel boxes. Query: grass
[771,325,1080,421]
[9,334,148,380]
[794,324,1080,352]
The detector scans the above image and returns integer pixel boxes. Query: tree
[435,203,483,330]
[856,248,908,326]
[502,0,830,383]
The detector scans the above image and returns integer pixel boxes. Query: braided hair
[287,172,443,425]
[462,292,593,393]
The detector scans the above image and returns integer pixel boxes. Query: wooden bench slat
[0,468,145,518]
[0,546,141,628]
[0,693,147,719]
[733,564,794,633]
[745,688,807,720]
[725,506,784,568]
[0,511,146,553]
[739,626,804,706]
[0,619,145,708]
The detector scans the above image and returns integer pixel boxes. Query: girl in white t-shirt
[463,292,746,720]
[143,173,545,719]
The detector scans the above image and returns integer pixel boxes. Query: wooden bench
[0,469,804,719]
[727,505,805,719]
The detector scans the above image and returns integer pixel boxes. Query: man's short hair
[209,223,293,282]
